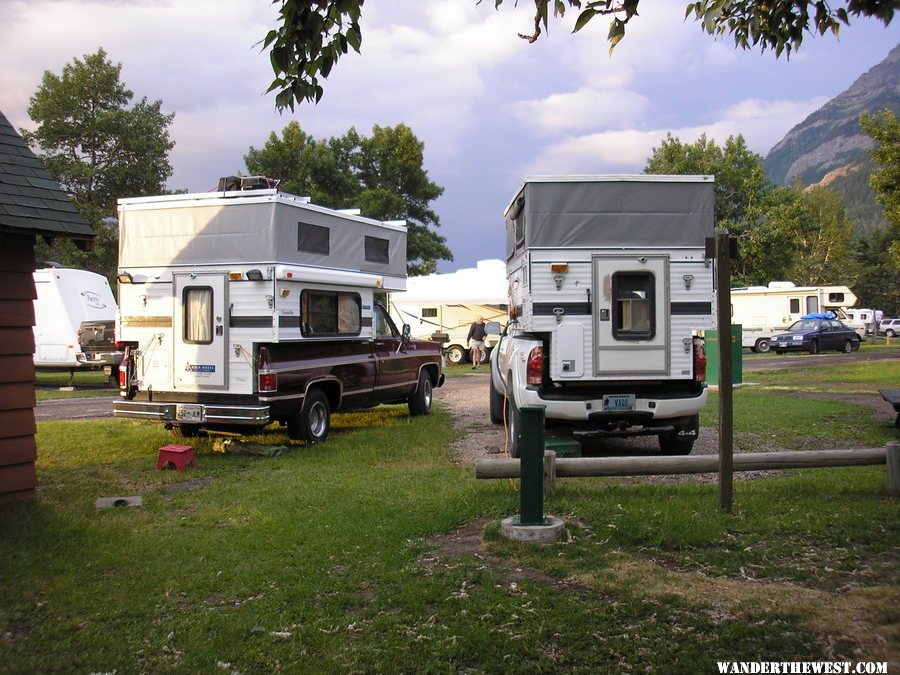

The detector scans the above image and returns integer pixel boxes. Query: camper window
[611,272,655,340]
[300,290,361,337]
[790,298,800,314]
[422,308,438,318]
[365,236,390,264]
[298,222,330,255]
[828,292,845,303]
[806,296,818,314]
[184,287,213,344]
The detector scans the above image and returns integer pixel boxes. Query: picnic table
[880,389,900,428]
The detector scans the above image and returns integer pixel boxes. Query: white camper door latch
[552,307,565,324]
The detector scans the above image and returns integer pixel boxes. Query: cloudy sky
[1,0,898,272]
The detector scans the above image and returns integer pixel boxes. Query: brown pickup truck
[118,303,444,443]
[76,319,124,381]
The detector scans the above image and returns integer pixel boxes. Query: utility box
[705,326,742,386]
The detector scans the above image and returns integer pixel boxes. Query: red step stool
[157,445,197,472]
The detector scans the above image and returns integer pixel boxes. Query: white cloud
[514,87,651,135]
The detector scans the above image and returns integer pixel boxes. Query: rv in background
[731,282,862,352]
[844,308,883,334]
[33,267,120,374]
[389,259,508,364]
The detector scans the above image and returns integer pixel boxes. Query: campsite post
[711,229,735,512]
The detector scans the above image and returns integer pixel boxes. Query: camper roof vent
[768,281,796,289]
[217,176,281,192]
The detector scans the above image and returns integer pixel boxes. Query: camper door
[173,273,228,389]
[592,255,669,376]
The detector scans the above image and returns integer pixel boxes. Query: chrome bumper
[113,401,270,425]
[76,351,124,366]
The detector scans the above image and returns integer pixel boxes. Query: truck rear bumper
[76,351,124,367]
[515,385,708,423]
[113,401,270,425]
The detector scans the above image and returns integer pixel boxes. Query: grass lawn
[2,360,898,671]
[34,370,117,401]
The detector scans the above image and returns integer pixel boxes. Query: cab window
[374,305,398,338]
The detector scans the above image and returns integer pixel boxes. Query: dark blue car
[772,318,861,354]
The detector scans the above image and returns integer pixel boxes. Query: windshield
[787,320,819,332]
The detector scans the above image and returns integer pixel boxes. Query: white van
[33,268,118,369]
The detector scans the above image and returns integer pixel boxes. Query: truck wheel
[445,344,466,364]
[408,370,433,416]
[170,423,201,439]
[808,339,819,355]
[489,380,504,425]
[288,389,330,444]
[658,432,695,455]
[755,339,771,354]
[506,398,521,458]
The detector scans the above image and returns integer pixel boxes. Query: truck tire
[754,338,771,354]
[506,398,521,458]
[489,379,504,425]
[445,344,466,364]
[408,370,433,416]
[288,388,330,444]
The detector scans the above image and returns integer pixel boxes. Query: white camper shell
[730,282,862,351]
[388,260,508,364]
[492,175,716,456]
[114,187,408,426]
[33,267,118,369]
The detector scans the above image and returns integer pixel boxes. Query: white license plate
[778,342,789,347]
[602,394,635,412]
[176,404,203,422]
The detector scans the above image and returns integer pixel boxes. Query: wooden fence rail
[476,444,900,497]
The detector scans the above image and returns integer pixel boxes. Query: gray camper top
[118,189,407,285]
[505,175,715,258]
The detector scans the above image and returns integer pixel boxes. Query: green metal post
[517,405,545,525]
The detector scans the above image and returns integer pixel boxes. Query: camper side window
[422,308,438,318]
[789,298,801,314]
[183,287,213,344]
[300,290,361,337]
[611,272,655,340]
[365,236,390,264]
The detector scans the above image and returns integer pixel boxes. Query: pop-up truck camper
[491,175,716,456]
[113,177,443,442]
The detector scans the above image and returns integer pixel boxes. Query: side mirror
[485,321,501,335]
[402,324,411,339]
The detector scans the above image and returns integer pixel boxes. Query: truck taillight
[526,346,543,385]
[258,372,277,393]
[693,338,706,383]
[118,366,127,389]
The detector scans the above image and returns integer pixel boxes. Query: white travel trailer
[32,267,118,370]
[388,259,508,364]
[844,308,882,334]
[491,175,716,455]
[731,282,861,351]
[112,180,444,441]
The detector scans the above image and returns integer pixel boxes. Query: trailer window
[422,307,437,318]
[365,236,390,264]
[183,287,213,344]
[300,290,361,337]
[828,292,845,303]
[806,296,818,314]
[611,272,655,340]
[789,298,800,314]
[298,222,330,255]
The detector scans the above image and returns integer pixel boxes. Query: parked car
[771,318,861,354]
[879,318,900,338]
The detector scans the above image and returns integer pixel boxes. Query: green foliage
[23,48,175,283]
[265,1,895,109]
[245,121,452,275]
[861,109,900,227]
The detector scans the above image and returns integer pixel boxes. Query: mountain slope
[764,44,900,187]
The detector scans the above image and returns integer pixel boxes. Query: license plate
[602,394,635,412]
[176,404,203,422]
[778,342,789,347]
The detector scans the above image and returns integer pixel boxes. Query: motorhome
[33,267,118,372]
[844,308,882,334]
[388,259,508,364]
[731,282,862,352]
[112,178,443,442]
[491,175,715,456]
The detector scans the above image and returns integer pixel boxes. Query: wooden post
[714,229,734,512]
[544,450,557,498]
[887,441,900,497]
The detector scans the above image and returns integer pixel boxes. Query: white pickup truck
[488,176,716,457]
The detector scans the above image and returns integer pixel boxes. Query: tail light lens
[258,372,277,393]
[693,338,706,383]
[118,366,127,389]
[526,346,543,386]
